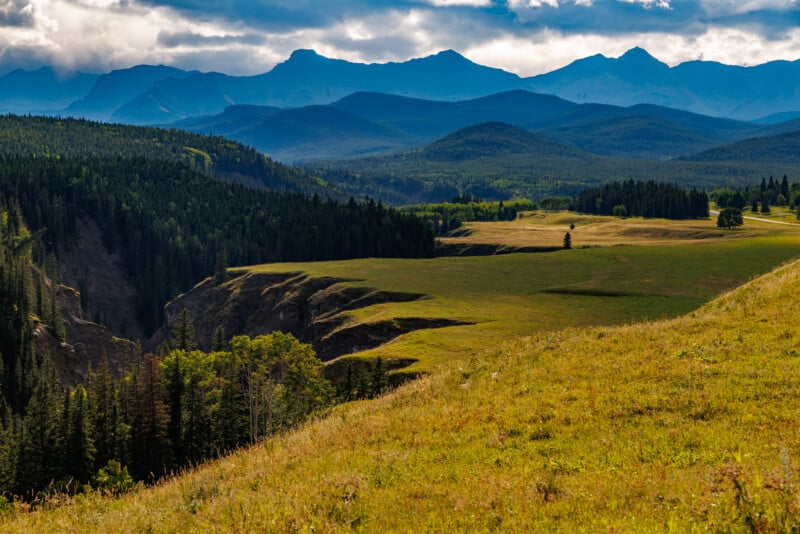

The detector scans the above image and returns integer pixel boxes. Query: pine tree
[87,354,121,470]
[563,232,572,250]
[67,386,96,482]
[132,354,171,479]
[166,350,184,467]
[17,356,60,493]
[212,325,227,352]
[171,309,195,352]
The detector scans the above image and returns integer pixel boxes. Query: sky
[1,0,800,76]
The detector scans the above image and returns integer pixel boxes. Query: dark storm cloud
[0,0,36,27]
[157,31,267,48]
[133,0,800,41]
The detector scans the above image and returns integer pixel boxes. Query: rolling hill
[175,90,772,163]
[682,129,800,165]
[312,121,800,203]
[176,104,413,162]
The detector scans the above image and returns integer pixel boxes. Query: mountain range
[174,90,770,162]
[4,47,800,126]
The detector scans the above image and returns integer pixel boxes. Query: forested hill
[0,154,434,335]
[0,115,329,196]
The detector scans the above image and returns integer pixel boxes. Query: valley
[2,40,800,531]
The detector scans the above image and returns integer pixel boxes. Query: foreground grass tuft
[8,258,800,531]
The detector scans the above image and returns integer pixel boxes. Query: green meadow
[248,216,800,374]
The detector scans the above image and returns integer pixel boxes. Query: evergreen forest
[573,180,710,219]
[0,154,434,333]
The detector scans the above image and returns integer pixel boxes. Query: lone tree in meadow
[563,232,572,250]
[717,208,743,230]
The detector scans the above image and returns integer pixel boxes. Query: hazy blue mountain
[673,60,800,120]
[754,111,800,124]
[418,121,586,161]
[526,48,694,110]
[173,104,282,133]
[6,47,800,126]
[681,130,800,165]
[332,90,577,139]
[174,90,578,162]
[174,89,769,162]
[66,65,195,121]
[0,67,97,114]
[530,102,761,159]
[526,48,800,120]
[177,104,411,162]
[110,71,232,124]
[111,49,528,124]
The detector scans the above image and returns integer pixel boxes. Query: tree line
[573,180,709,219]
[400,196,535,236]
[712,175,799,214]
[0,155,434,334]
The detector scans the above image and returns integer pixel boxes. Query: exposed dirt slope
[149,271,466,364]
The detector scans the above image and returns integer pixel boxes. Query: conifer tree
[212,325,227,352]
[132,354,171,479]
[87,354,121,470]
[17,356,60,493]
[172,309,195,352]
[67,386,96,482]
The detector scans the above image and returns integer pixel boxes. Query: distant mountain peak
[434,49,465,59]
[619,47,662,64]
[288,49,323,61]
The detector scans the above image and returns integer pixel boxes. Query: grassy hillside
[8,237,800,531]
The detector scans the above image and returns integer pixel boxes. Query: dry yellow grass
[8,256,800,532]
[440,210,796,249]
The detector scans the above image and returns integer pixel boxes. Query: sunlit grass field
[243,214,800,375]
[8,234,800,531]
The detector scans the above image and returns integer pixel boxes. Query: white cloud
[463,25,800,77]
[618,0,672,9]
[508,0,560,7]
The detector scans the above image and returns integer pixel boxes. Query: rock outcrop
[35,283,136,385]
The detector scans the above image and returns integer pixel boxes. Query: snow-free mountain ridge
[3,47,800,125]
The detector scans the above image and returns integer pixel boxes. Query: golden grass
[439,210,797,249]
[8,256,800,532]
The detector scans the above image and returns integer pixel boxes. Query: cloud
[1,0,800,77]
[157,31,266,48]
[0,0,36,27]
